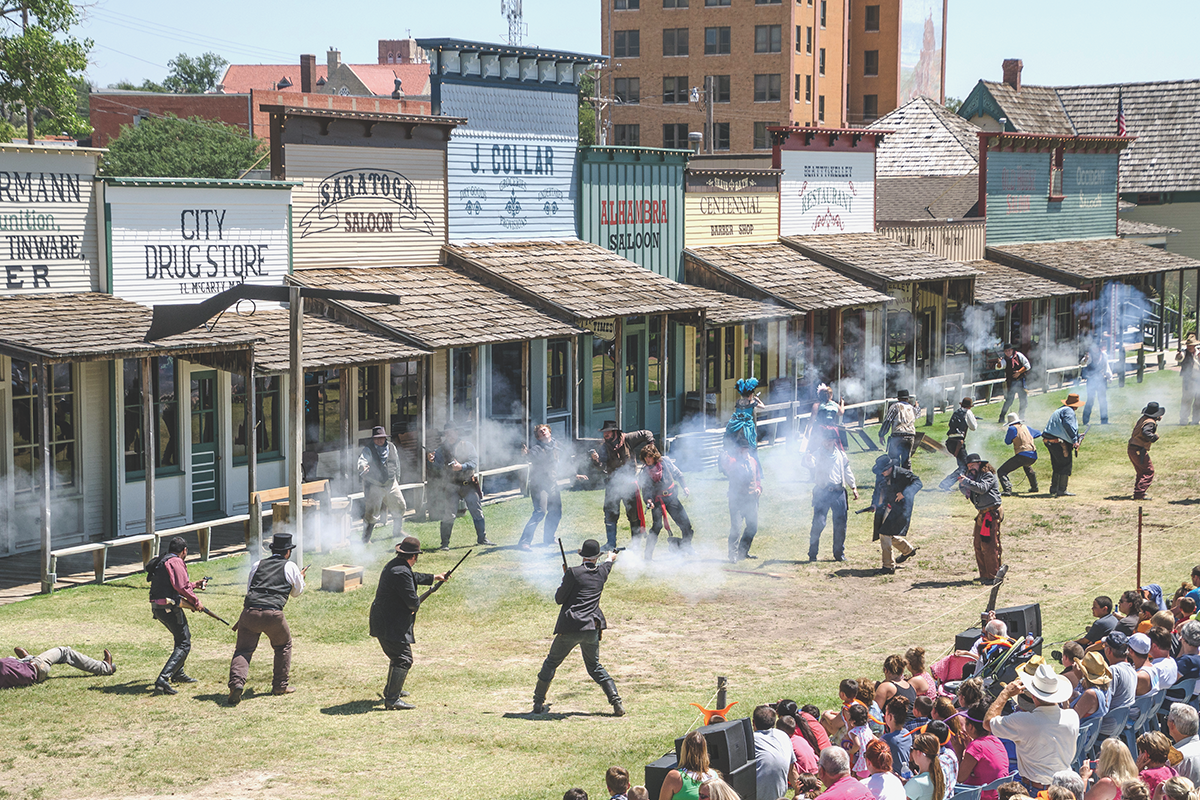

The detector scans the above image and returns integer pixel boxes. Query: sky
[77,0,1198,100]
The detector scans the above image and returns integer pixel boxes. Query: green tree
[944,96,963,115]
[100,114,265,179]
[0,0,92,143]
[578,71,596,147]
[110,79,167,93]
[162,52,228,94]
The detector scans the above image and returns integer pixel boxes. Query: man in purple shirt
[816,746,876,800]
[0,645,114,689]
[148,536,207,695]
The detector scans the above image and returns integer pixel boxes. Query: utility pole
[704,75,714,154]
[22,3,34,144]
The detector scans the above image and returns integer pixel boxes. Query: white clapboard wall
[779,150,876,236]
[0,148,101,294]
[439,82,579,242]
[286,144,447,269]
[106,185,291,306]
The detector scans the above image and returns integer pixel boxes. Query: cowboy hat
[896,389,911,401]
[371,425,387,437]
[1141,402,1165,419]
[964,453,986,465]
[1079,651,1112,687]
[269,533,294,553]
[1062,393,1085,408]
[872,455,895,474]
[599,420,622,433]
[1017,663,1073,703]
[396,536,422,555]
[1005,412,1021,425]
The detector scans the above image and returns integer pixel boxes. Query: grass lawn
[2,368,1199,800]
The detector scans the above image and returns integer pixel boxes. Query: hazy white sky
[79,0,1198,99]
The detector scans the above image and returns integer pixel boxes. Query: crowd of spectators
[560,574,1200,800]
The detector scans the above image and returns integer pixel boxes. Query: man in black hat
[227,533,307,706]
[427,424,493,550]
[870,455,920,575]
[369,536,449,710]
[938,397,977,491]
[533,539,624,717]
[878,390,918,468]
[147,535,208,695]
[590,421,655,551]
[996,343,1031,424]
[958,454,1004,585]
[1128,401,1165,501]
[358,426,406,544]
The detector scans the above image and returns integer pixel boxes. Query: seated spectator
[1045,787,1075,800]
[882,697,913,780]
[997,784,1030,800]
[906,733,946,800]
[857,679,886,736]
[1121,782,1150,800]
[1131,633,1161,697]
[860,739,905,800]
[959,702,1009,800]
[1175,622,1200,684]
[1101,632,1139,738]
[1117,590,1143,637]
[658,731,717,800]
[876,656,918,712]
[1050,770,1086,800]
[932,697,969,760]
[753,704,798,800]
[1166,703,1200,785]
[1079,738,1138,800]
[1158,776,1197,800]
[629,788,650,800]
[607,766,630,800]
[956,677,986,711]
[908,696,934,732]
[1076,596,1121,648]
[1062,641,1087,691]
[907,648,937,701]
[815,746,875,800]
[1140,599,1161,634]
[954,616,1015,663]
[825,679,864,740]
[1149,628,1180,693]
[1186,569,1200,607]
[927,720,958,798]
[697,776,738,800]
[781,714,820,775]
[565,790,589,800]
[1072,651,1113,723]
[1176,598,1198,627]
[796,773,826,800]
[1136,731,1179,797]
[985,663,1079,791]
[846,704,877,779]
[796,703,834,753]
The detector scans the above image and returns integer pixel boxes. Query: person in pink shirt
[781,714,820,774]
[147,536,207,695]
[1136,731,1178,797]
[959,703,1010,800]
[816,746,877,800]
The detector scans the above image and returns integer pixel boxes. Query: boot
[384,668,415,710]
[601,678,625,717]
[1028,472,1039,493]
[171,670,198,684]
[533,679,552,714]
[643,532,658,561]
[474,517,495,546]
[1058,475,1074,497]
[999,475,1013,496]
[1048,473,1061,497]
[362,523,375,544]
[440,522,453,552]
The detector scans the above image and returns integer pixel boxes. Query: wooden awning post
[141,357,156,556]
[614,317,625,430]
[246,351,257,505]
[38,360,52,593]
[288,286,304,570]
[698,321,708,432]
[659,314,669,443]
[570,336,580,442]
[339,366,352,488]
[522,340,531,448]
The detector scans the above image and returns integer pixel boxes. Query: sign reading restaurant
[0,146,101,293]
[779,151,876,235]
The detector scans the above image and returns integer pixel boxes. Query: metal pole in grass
[1137,506,1143,590]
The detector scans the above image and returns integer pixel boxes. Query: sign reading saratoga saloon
[773,126,886,237]
[684,168,780,247]
[105,180,293,306]
[0,145,102,294]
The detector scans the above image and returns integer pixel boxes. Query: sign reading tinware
[107,184,291,306]
[779,151,875,235]
[0,148,100,293]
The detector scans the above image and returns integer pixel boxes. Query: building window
[753,122,775,149]
[1054,297,1075,342]
[865,4,880,31]
[713,121,730,150]
[863,94,878,121]
[707,74,730,103]
[795,26,802,53]
[547,339,570,412]
[820,0,826,26]
[705,329,720,391]
[663,123,689,149]
[357,365,381,430]
[806,26,812,53]
[389,360,420,434]
[794,74,801,101]
[754,74,781,102]
[704,26,731,55]
[232,374,282,463]
[754,25,782,53]
[756,0,782,4]
[864,50,879,77]
[303,369,341,451]
[819,48,826,75]
[614,30,640,57]
[705,0,730,6]
[615,0,639,8]
[724,325,736,379]
[614,77,640,104]
[663,76,689,104]
[648,330,663,395]
[744,322,767,379]
[123,357,180,478]
[614,124,640,145]
[12,360,76,492]
[662,27,689,56]
[806,74,812,102]
[1050,146,1065,199]
[591,338,615,406]
[818,95,825,121]
[664,0,688,6]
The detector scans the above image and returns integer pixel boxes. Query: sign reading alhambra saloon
[684,170,780,247]
[779,150,876,236]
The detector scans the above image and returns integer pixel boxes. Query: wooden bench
[47,542,108,587]
[153,515,251,562]
[248,479,351,553]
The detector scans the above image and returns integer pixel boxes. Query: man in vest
[148,536,208,695]
[878,389,918,469]
[998,413,1041,496]
[939,397,977,491]
[996,343,1032,424]
[369,536,449,710]
[872,455,921,575]
[227,533,306,706]
[358,425,406,544]
[590,421,655,551]
[1128,402,1165,501]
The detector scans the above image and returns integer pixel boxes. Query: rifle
[855,506,876,515]
[418,548,471,602]
[559,538,568,572]
[182,593,230,627]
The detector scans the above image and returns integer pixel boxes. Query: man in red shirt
[148,537,207,695]
[1,645,114,689]
[816,746,876,800]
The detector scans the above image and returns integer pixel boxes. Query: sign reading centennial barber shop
[0,147,100,294]
[684,171,779,246]
[779,151,875,235]
[106,184,291,306]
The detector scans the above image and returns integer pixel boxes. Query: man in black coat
[532,539,624,716]
[369,536,448,710]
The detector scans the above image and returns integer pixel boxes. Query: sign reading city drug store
[106,181,292,306]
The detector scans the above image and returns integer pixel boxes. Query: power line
[85,8,298,64]
[91,43,170,72]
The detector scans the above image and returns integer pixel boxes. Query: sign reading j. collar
[779,151,875,235]
[107,184,291,306]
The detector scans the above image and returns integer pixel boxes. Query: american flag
[1117,90,1126,136]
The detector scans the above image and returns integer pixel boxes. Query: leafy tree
[100,114,265,179]
[0,0,92,142]
[944,96,963,115]
[162,52,228,94]
[0,115,15,142]
[578,71,596,147]
[110,79,167,93]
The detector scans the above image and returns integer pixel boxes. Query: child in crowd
[856,678,886,735]
[626,788,649,800]
[605,766,629,800]
[822,678,863,740]
[795,774,825,800]
[846,703,877,779]
[907,696,933,731]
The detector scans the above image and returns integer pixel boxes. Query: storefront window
[1055,297,1074,342]
[12,360,76,492]
[547,340,569,412]
[390,360,420,434]
[724,326,735,379]
[648,330,662,395]
[743,322,767,379]
[232,374,281,462]
[887,310,913,364]
[705,329,720,391]
[358,366,381,429]
[592,337,615,406]
[452,348,476,426]
[304,369,340,451]
[123,357,180,478]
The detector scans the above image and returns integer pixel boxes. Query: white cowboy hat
[1018,663,1073,703]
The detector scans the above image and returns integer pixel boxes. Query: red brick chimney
[300,54,316,93]
[1002,59,1023,91]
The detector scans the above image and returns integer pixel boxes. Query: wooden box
[321,564,364,592]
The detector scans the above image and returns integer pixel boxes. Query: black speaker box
[645,751,678,800]
[957,628,982,652]
[675,717,754,776]
[994,603,1042,649]
[726,757,758,800]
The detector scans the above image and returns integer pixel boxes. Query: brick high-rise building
[601,0,945,153]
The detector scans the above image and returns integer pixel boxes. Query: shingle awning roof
[1117,218,1181,237]
[443,240,709,322]
[986,238,1200,285]
[213,309,430,373]
[782,233,982,287]
[966,260,1087,304]
[289,266,582,349]
[978,81,1076,135]
[690,286,804,327]
[684,243,890,311]
[0,293,258,365]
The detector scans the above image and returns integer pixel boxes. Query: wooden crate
[321,564,364,592]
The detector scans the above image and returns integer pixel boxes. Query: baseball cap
[1128,632,1151,656]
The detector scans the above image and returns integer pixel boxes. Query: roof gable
[975,81,1075,135]
[870,96,980,178]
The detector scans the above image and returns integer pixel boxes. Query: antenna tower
[501,0,527,46]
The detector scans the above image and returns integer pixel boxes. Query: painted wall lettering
[300,168,433,239]
[779,151,875,236]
